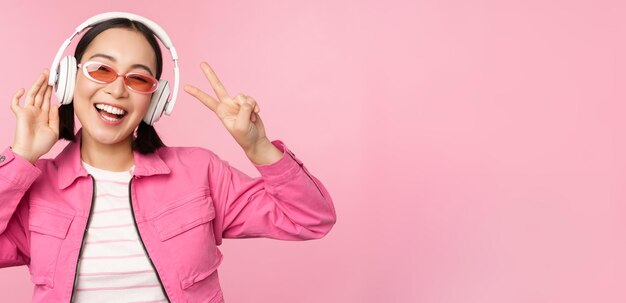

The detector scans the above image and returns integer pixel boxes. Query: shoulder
[35,157,57,175]
[157,145,219,158]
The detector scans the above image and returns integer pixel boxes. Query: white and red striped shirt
[75,162,168,303]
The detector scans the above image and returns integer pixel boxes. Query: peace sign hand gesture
[184,62,282,165]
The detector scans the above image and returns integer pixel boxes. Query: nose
[104,75,129,98]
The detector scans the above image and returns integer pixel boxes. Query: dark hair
[58,18,165,154]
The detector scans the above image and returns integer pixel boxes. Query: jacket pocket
[28,205,74,288]
[151,193,223,290]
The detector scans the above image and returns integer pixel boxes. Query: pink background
[1,0,625,302]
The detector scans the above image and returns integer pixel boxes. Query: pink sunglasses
[78,61,158,94]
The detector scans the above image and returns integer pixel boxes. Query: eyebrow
[88,53,155,75]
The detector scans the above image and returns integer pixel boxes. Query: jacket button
[0,155,5,163]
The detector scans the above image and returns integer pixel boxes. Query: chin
[85,125,134,146]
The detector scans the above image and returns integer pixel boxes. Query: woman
[0,14,336,303]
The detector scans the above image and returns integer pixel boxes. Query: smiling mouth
[94,103,127,121]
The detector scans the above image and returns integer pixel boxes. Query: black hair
[58,18,165,154]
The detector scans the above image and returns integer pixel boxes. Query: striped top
[75,161,168,303]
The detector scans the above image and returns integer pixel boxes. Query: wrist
[11,146,38,164]
[245,139,283,165]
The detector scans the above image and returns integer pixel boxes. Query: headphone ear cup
[144,80,170,125]
[55,56,77,105]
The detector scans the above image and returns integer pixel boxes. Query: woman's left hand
[184,62,281,164]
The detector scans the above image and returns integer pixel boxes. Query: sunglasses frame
[78,61,159,94]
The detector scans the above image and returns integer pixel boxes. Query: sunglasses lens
[126,74,157,93]
[84,63,117,82]
[82,62,158,93]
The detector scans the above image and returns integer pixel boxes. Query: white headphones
[48,12,180,125]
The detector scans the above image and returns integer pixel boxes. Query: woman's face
[73,27,158,147]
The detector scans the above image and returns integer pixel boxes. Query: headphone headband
[76,12,176,54]
[48,12,180,115]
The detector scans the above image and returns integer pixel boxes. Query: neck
[80,134,134,172]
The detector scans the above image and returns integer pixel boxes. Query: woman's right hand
[10,69,60,164]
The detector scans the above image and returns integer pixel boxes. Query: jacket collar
[56,128,171,189]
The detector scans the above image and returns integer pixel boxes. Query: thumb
[234,101,254,131]
[11,88,24,114]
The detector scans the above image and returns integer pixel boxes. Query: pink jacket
[0,130,336,303]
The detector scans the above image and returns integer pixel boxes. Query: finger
[253,111,265,129]
[35,70,50,107]
[245,96,260,113]
[234,94,247,107]
[243,96,259,116]
[26,72,47,106]
[34,82,48,108]
[200,62,229,101]
[235,100,254,131]
[48,104,59,137]
[245,96,256,112]
[42,85,52,113]
[184,84,219,112]
[11,88,25,114]
[251,111,265,132]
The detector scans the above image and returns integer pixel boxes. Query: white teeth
[95,104,126,115]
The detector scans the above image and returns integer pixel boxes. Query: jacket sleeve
[208,140,336,245]
[0,147,40,268]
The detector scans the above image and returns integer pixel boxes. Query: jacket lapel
[56,128,170,189]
